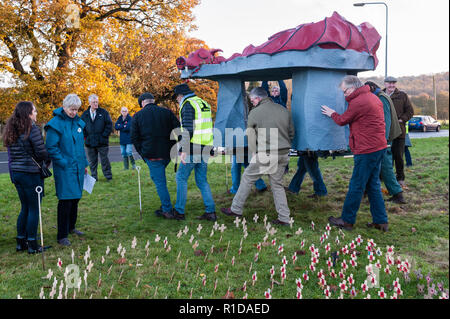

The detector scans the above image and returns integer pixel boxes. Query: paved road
[1,131,448,174]
[409,129,449,139]
[0,145,139,174]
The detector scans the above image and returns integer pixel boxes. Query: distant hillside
[361,72,449,97]
[361,72,449,120]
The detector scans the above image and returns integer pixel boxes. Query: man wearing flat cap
[170,83,217,222]
[131,92,180,217]
[383,76,414,187]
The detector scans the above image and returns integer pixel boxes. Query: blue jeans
[11,171,43,241]
[229,155,267,194]
[175,155,215,215]
[120,144,133,157]
[381,147,402,196]
[288,155,327,196]
[405,146,412,166]
[341,149,388,225]
[145,159,172,213]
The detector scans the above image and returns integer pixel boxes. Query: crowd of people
[3,75,414,254]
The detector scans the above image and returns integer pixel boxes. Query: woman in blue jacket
[115,107,135,169]
[3,101,51,254]
[45,94,89,247]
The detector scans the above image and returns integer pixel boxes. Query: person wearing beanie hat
[169,83,217,222]
[131,92,180,217]
[138,92,155,108]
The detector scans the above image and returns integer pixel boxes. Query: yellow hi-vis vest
[405,120,409,134]
[180,96,213,146]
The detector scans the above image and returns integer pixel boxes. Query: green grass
[0,137,448,299]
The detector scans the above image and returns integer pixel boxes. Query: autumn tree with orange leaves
[0,0,218,123]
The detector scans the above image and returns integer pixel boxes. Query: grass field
[0,137,448,299]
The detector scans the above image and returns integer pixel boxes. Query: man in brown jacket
[221,87,295,225]
[383,76,414,186]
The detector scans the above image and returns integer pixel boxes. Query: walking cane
[35,186,45,270]
[136,166,143,221]
[225,152,229,192]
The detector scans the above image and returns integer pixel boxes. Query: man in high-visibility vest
[169,83,216,221]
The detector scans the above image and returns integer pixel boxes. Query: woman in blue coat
[45,94,89,246]
[114,107,135,169]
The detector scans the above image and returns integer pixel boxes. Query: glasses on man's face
[342,88,353,95]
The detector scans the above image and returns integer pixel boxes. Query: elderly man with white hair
[45,93,89,246]
[81,94,113,181]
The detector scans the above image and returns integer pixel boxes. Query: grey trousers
[231,152,291,223]
[86,146,112,180]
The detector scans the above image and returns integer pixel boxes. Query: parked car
[408,115,441,132]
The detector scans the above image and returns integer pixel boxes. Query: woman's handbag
[30,156,52,179]
[20,137,52,179]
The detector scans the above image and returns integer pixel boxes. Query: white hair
[340,75,363,90]
[63,93,82,109]
[121,107,128,112]
[88,94,99,103]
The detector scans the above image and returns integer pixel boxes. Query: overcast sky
[189,0,449,78]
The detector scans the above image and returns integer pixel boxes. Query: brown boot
[328,216,354,231]
[367,222,389,232]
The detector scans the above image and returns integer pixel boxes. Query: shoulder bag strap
[19,136,43,169]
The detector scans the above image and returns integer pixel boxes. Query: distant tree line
[362,72,449,120]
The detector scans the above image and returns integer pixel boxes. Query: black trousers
[391,137,406,181]
[57,199,80,240]
[86,146,112,180]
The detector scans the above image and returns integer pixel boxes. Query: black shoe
[197,212,217,221]
[284,187,297,195]
[220,207,242,217]
[16,237,28,252]
[28,240,52,254]
[272,219,289,226]
[257,187,268,193]
[307,194,319,199]
[69,229,85,236]
[58,238,71,246]
[173,209,185,221]
[161,209,185,220]
[155,206,163,217]
[387,192,407,204]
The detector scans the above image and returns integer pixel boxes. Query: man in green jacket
[221,87,295,225]
[366,81,406,204]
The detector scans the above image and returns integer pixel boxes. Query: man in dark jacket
[131,92,180,216]
[383,76,414,186]
[81,94,113,181]
[115,107,135,170]
[321,75,388,232]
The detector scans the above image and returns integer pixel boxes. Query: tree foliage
[108,33,218,117]
[0,0,200,123]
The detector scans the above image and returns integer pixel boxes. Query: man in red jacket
[321,75,388,232]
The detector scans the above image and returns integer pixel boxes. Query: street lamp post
[354,2,388,78]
